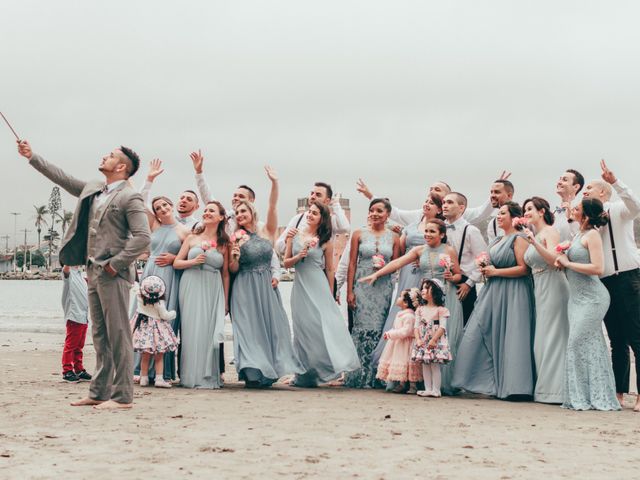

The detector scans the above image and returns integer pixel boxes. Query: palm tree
[33,205,48,250]
[56,210,73,237]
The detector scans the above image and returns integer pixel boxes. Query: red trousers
[62,320,88,373]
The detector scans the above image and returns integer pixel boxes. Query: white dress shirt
[600,180,640,278]
[194,173,281,280]
[95,180,125,209]
[553,198,580,242]
[375,195,495,228]
[486,216,504,244]
[335,243,351,293]
[275,201,350,255]
[445,217,487,287]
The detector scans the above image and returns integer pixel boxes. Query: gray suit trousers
[88,264,134,403]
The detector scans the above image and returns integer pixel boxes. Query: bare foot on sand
[633,397,640,412]
[617,393,624,407]
[71,397,104,407]
[93,400,133,410]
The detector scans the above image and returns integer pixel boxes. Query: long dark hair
[425,194,444,221]
[193,201,230,247]
[369,197,392,213]
[309,201,333,246]
[209,201,230,247]
[522,197,554,226]
[582,198,609,228]
[419,278,445,307]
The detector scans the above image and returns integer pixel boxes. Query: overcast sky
[1,1,639,246]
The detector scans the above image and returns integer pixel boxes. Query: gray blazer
[29,153,151,282]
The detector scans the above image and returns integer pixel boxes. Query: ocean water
[0,280,299,335]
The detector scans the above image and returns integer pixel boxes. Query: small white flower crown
[407,287,421,309]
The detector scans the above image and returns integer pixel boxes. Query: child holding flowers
[411,278,452,397]
[376,288,422,393]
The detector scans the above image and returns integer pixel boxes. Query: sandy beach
[0,331,638,480]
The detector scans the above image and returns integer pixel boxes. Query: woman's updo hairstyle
[582,198,609,228]
[425,218,447,245]
[369,197,392,213]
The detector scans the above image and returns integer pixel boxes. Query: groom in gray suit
[18,140,150,410]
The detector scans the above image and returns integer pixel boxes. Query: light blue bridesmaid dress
[290,236,360,387]
[344,230,395,388]
[562,234,620,411]
[372,221,425,366]
[524,238,569,403]
[231,233,301,387]
[178,245,226,389]
[452,234,536,399]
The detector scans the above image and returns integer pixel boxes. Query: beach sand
[1,332,638,480]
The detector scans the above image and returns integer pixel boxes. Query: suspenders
[607,210,619,275]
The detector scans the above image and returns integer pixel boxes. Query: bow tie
[446,224,456,230]
[554,207,566,214]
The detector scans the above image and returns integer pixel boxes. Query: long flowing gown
[178,246,226,389]
[452,234,536,399]
[231,233,301,387]
[344,230,395,388]
[290,236,360,387]
[562,234,620,411]
[372,221,425,365]
[418,244,464,395]
[524,239,570,403]
[134,224,182,380]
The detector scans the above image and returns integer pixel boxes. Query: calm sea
[0,280,306,334]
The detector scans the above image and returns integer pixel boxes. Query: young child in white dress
[132,276,179,388]
[411,278,452,398]
[376,288,422,393]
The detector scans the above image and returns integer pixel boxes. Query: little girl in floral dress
[132,275,179,388]
[376,288,422,393]
[411,278,452,398]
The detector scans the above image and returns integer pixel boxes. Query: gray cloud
[1,0,639,243]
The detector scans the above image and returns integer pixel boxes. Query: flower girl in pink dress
[411,278,452,398]
[376,288,423,393]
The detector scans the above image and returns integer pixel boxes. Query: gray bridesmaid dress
[372,222,425,366]
[524,239,569,403]
[231,233,301,387]
[290,236,360,387]
[344,230,395,388]
[452,234,536,399]
[418,244,465,395]
[135,224,182,380]
[178,246,226,389]
[562,235,619,411]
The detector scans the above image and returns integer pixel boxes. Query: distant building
[0,254,12,273]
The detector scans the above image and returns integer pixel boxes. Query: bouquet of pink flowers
[372,253,386,270]
[475,252,491,282]
[231,229,250,246]
[438,253,453,272]
[201,240,217,251]
[475,252,491,268]
[307,236,319,249]
[512,217,529,230]
[555,241,571,254]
